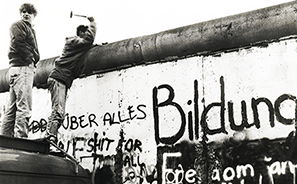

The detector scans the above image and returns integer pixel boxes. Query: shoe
[44,135,64,156]
[48,144,66,157]
[46,134,58,144]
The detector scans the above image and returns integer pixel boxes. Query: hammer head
[70,11,87,18]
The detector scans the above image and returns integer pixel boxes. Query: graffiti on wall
[153,76,296,145]
[29,103,147,134]
[210,132,297,184]
[122,138,158,184]
[0,42,295,184]
[28,103,147,155]
[157,134,297,184]
[22,72,297,184]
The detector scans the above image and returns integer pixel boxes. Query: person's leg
[47,77,67,142]
[14,65,35,138]
[0,67,18,137]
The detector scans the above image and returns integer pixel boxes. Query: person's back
[49,17,96,88]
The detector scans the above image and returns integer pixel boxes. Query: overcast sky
[0,0,293,69]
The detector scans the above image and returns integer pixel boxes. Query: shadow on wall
[211,130,297,183]
[93,155,116,184]
[157,130,297,184]
[94,165,115,184]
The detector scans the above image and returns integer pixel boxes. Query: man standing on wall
[46,16,97,145]
[1,3,40,138]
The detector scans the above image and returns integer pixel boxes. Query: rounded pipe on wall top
[0,1,297,92]
[83,0,297,75]
[0,69,9,92]
[33,56,58,88]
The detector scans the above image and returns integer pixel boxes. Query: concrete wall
[0,36,296,183]
[1,2,297,184]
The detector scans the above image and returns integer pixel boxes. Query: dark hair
[19,3,37,16]
[76,25,88,36]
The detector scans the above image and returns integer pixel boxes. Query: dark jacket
[49,21,97,88]
[8,20,40,66]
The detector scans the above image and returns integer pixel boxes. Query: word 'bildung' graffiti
[153,76,297,145]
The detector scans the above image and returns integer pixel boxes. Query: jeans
[47,77,67,138]
[1,64,35,138]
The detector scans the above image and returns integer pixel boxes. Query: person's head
[76,25,88,38]
[19,3,37,24]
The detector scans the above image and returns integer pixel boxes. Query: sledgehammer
[70,11,87,18]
